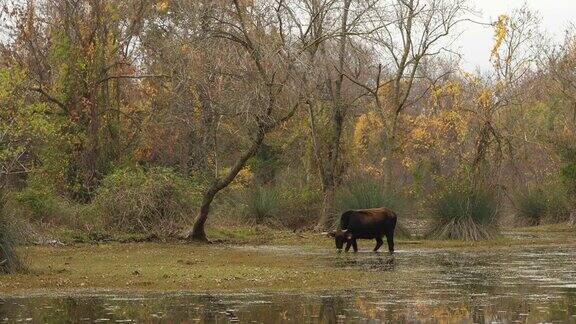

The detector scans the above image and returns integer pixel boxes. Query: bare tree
[284,0,376,230]
[544,26,576,127]
[364,0,470,185]
[185,0,305,241]
[469,5,539,180]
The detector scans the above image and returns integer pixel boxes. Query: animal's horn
[341,229,348,233]
[320,232,329,235]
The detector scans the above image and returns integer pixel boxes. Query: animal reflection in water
[332,253,397,271]
[325,207,397,253]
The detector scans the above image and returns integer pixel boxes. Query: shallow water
[2,245,576,323]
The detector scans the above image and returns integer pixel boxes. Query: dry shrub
[92,167,199,236]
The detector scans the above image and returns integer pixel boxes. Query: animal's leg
[345,240,352,252]
[386,232,394,254]
[374,237,383,252]
[352,239,358,252]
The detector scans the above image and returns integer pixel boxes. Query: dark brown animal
[327,207,397,253]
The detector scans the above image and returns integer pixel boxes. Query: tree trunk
[313,103,344,231]
[316,184,335,230]
[384,115,400,189]
[313,0,350,231]
[84,97,101,200]
[188,189,217,241]
[186,129,265,241]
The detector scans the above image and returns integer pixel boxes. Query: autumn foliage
[0,1,575,247]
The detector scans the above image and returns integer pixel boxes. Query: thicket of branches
[1,0,576,245]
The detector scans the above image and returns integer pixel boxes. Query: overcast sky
[457,0,576,71]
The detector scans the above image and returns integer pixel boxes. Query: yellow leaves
[405,109,467,159]
[353,111,383,151]
[476,88,494,109]
[180,43,191,54]
[407,121,433,152]
[402,157,414,170]
[429,81,462,108]
[155,0,169,13]
[376,82,393,105]
[491,15,509,66]
[351,111,386,175]
[230,166,253,190]
[0,67,26,102]
[238,0,255,7]
[410,127,429,144]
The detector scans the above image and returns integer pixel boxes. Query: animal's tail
[388,212,397,235]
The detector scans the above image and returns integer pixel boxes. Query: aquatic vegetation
[0,227,575,323]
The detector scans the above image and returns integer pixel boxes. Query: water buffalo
[327,207,397,253]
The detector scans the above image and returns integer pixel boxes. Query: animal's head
[325,229,353,251]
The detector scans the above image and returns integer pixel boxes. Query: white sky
[457,0,576,71]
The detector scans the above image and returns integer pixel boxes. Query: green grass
[241,186,280,225]
[513,182,572,226]
[336,178,407,212]
[0,224,573,295]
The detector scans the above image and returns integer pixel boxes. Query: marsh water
[2,244,576,323]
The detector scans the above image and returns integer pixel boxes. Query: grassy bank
[0,224,573,296]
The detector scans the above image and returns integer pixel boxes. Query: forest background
[1,0,576,264]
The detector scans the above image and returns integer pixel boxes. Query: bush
[335,178,407,212]
[92,167,199,236]
[242,186,280,225]
[514,181,571,226]
[277,185,321,229]
[515,189,547,226]
[428,180,499,241]
[0,199,26,274]
[238,174,322,229]
[10,183,94,233]
[16,185,58,221]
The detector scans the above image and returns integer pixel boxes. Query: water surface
[1,245,575,323]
